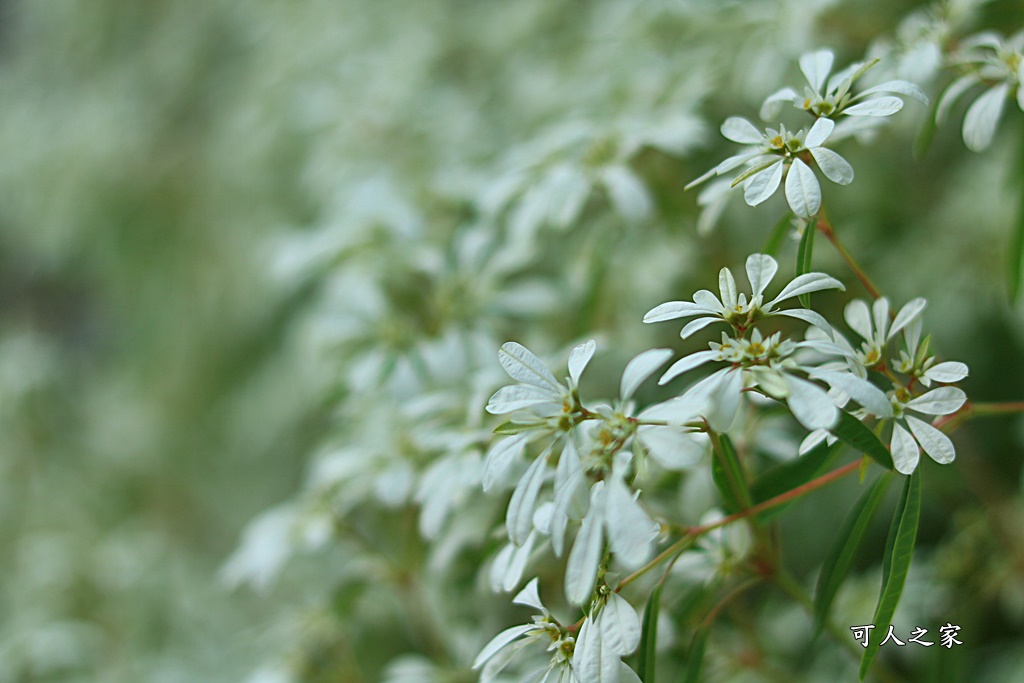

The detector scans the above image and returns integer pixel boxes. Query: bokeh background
[1,0,1023,681]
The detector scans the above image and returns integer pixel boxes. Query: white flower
[644,253,844,338]
[760,49,928,121]
[673,509,753,583]
[840,296,927,369]
[472,579,576,683]
[650,328,889,432]
[685,116,854,217]
[889,384,967,475]
[937,30,1024,151]
[893,317,970,388]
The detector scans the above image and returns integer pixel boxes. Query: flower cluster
[938,30,1024,151]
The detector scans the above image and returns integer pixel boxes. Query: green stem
[816,208,884,300]
[618,459,862,591]
[689,459,862,536]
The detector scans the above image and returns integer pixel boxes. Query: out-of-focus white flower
[673,509,753,583]
[937,30,1024,151]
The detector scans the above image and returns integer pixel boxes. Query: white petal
[487,385,561,414]
[935,75,977,125]
[472,624,535,669]
[706,367,744,432]
[507,450,549,546]
[924,361,969,384]
[483,433,530,493]
[659,350,720,385]
[621,349,673,401]
[680,316,722,339]
[499,342,563,392]
[905,387,967,416]
[638,425,705,470]
[605,477,658,570]
[804,117,835,149]
[771,308,835,337]
[572,618,610,683]
[843,96,904,117]
[800,50,834,92]
[721,116,764,144]
[809,369,892,417]
[857,80,929,104]
[600,165,652,221]
[1018,60,1024,111]
[872,297,891,342]
[906,416,956,465]
[693,289,724,311]
[503,531,537,591]
[746,253,779,299]
[784,158,821,218]
[719,267,738,309]
[769,272,845,306]
[890,423,920,475]
[760,87,800,120]
[963,83,1009,152]
[513,577,545,611]
[643,300,717,323]
[569,340,598,385]
[552,435,585,556]
[844,299,874,342]
[600,592,642,655]
[809,147,854,185]
[783,375,839,430]
[742,160,784,206]
[888,298,927,341]
[565,483,606,605]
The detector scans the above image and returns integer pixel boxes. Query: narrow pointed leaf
[711,433,753,513]
[832,412,894,470]
[763,211,793,257]
[1010,120,1024,301]
[751,440,840,519]
[859,469,921,680]
[682,628,709,683]
[814,474,891,629]
[637,583,662,683]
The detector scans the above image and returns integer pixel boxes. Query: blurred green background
[1,1,1023,681]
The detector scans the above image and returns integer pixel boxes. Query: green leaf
[711,434,753,513]
[637,583,662,683]
[493,420,543,435]
[814,474,891,629]
[750,440,840,520]
[832,412,894,470]
[762,211,793,257]
[682,628,709,683]
[1008,126,1024,301]
[913,97,939,160]
[859,469,922,680]
[796,220,816,308]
